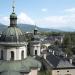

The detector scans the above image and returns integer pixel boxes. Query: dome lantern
[10,0,17,27]
[34,25,38,35]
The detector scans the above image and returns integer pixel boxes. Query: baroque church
[0,1,41,75]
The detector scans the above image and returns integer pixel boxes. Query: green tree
[62,34,71,48]
[64,48,73,57]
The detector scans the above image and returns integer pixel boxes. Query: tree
[62,33,73,56]
[64,48,73,57]
[62,34,71,48]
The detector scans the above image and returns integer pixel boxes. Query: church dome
[0,1,26,44]
[0,27,26,42]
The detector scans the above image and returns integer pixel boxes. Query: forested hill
[0,24,61,32]
[18,24,61,32]
[0,23,7,32]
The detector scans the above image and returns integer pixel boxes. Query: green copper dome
[0,2,26,43]
[10,12,17,19]
[0,57,41,75]
[0,27,26,42]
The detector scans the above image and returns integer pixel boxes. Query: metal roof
[0,27,26,43]
[46,53,74,68]
[0,57,41,75]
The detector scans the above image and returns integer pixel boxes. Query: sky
[0,0,75,31]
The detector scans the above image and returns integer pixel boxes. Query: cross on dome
[12,0,15,12]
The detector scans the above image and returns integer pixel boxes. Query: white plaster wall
[3,49,7,60]
[0,45,27,60]
[0,46,7,60]
[30,43,41,56]
[18,46,27,60]
[29,69,38,75]
[52,69,75,75]
[23,69,38,75]
[6,48,16,60]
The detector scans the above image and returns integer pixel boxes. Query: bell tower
[10,0,17,27]
[34,25,38,35]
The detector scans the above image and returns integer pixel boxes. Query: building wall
[28,69,37,75]
[30,43,41,56]
[30,69,38,75]
[52,69,75,75]
[0,45,27,60]
[0,69,38,75]
[23,69,38,75]
[0,46,6,59]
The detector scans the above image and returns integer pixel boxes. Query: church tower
[30,25,41,56]
[34,25,38,35]
[0,0,28,60]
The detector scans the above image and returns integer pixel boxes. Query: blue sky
[0,0,75,31]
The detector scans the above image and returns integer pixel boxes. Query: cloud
[0,12,34,25]
[34,7,75,30]
[0,16,9,25]
[65,8,75,12]
[41,8,48,12]
[65,8,75,14]
[18,12,34,24]
[35,14,75,29]
[1,8,75,31]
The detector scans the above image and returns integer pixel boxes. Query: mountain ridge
[0,23,75,32]
[0,24,61,32]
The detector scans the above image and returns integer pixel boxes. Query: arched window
[21,51,24,59]
[35,50,37,55]
[1,50,3,60]
[11,51,14,60]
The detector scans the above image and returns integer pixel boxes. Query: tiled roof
[46,53,74,69]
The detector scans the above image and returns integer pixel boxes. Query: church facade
[0,1,41,75]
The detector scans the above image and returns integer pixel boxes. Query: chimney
[43,54,47,59]
[52,51,55,55]
[65,54,67,58]
[69,58,72,64]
